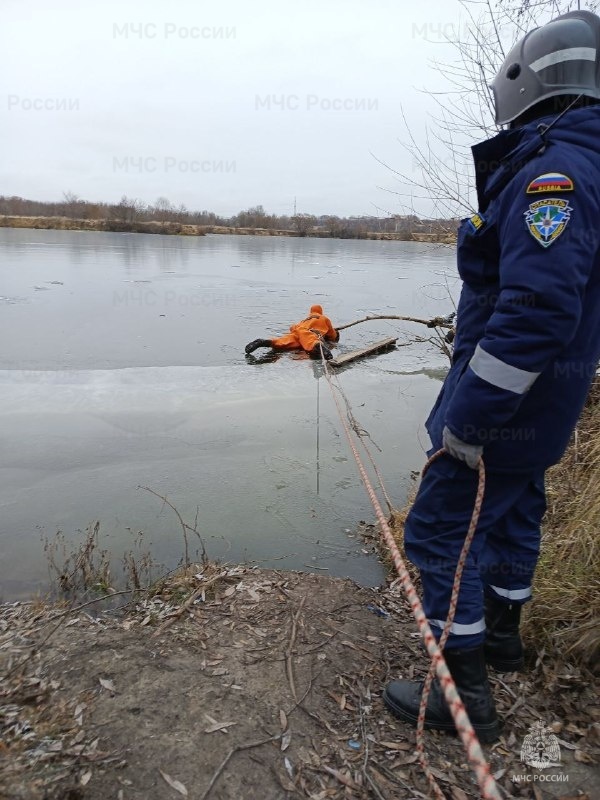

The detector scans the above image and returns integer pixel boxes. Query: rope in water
[318,344,501,800]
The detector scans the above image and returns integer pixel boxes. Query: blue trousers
[404,453,545,650]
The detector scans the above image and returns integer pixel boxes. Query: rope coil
[319,344,502,800]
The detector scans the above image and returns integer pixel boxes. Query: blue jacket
[427,105,600,471]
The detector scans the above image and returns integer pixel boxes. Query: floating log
[329,337,398,368]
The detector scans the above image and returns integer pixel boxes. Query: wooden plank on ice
[329,337,398,368]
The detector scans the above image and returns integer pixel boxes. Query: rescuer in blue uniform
[384,10,600,743]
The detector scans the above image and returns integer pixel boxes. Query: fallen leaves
[392,752,419,766]
[574,749,596,764]
[79,770,92,786]
[279,708,292,751]
[326,689,354,712]
[321,765,360,791]
[204,714,237,734]
[379,740,412,752]
[74,702,86,725]
[284,756,294,780]
[279,709,288,731]
[557,794,590,800]
[2,566,600,800]
[281,729,292,752]
[159,769,188,797]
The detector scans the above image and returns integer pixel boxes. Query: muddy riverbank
[2,562,598,800]
[0,215,456,243]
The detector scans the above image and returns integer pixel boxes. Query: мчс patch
[524,198,573,248]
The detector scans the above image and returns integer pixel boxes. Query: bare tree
[112,195,144,223]
[61,190,83,219]
[323,215,342,237]
[175,203,188,222]
[152,196,173,219]
[291,213,317,236]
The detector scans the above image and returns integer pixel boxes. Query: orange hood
[310,304,323,315]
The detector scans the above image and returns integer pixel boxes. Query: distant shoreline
[0,214,456,244]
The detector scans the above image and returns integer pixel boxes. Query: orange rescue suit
[271,304,339,353]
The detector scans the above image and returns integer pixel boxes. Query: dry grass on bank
[524,380,600,669]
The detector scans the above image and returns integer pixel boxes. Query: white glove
[442,426,483,470]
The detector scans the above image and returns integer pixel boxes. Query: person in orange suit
[245,304,339,360]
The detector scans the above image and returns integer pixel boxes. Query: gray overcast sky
[2,0,466,218]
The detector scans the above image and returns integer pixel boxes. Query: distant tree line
[0,193,457,239]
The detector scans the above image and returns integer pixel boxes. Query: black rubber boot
[484,595,524,672]
[383,645,501,744]
[245,338,272,355]
[309,343,332,360]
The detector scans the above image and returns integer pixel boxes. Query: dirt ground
[1,566,599,800]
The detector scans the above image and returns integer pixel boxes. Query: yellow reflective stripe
[470,344,540,394]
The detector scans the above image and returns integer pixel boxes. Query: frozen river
[0,228,458,598]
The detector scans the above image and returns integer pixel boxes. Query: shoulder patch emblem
[524,199,573,248]
[468,212,486,233]
[526,172,574,194]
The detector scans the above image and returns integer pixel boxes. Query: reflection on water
[0,228,456,599]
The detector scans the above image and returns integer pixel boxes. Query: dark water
[0,228,457,598]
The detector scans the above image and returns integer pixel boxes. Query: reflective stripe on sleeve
[489,585,532,601]
[529,47,596,73]
[428,617,486,636]
[469,344,540,394]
